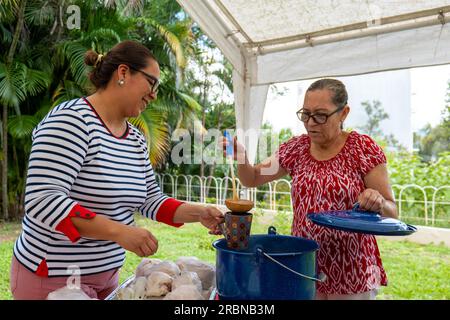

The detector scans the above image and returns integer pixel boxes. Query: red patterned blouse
[277,131,388,294]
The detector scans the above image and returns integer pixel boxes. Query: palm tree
[1,0,209,219]
[1,0,53,220]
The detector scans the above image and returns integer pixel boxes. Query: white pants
[316,289,378,300]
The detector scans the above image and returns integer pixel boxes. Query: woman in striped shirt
[10,40,224,300]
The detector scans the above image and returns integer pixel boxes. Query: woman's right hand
[220,136,246,162]
[112,224,158,257]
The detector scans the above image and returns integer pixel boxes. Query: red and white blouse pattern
[278,131,388,294]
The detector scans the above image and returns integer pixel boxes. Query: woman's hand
[357,188,386,212]
[111,224,158,257]
[220,136,246,162]
[199,206,225,235]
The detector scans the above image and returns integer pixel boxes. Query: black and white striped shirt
[13,97,182,277]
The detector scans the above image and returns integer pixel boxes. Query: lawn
[0,213,449,300]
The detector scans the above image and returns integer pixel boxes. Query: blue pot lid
[307,204,417,236]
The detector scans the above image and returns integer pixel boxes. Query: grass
[0,214,449,300]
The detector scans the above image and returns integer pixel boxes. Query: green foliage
[255,122,293,164]
[415,111,450,162]
[357,100,388,138]
[129,108,170,169]
[358,100,403,149]
[0,0,210,220]
[387,151,450,187]
[355,99,450,227]
[414,80,450,161]
[385,151,450,227]
[0,61,51,108]
[165,46,235,178]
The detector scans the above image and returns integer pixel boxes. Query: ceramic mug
[224,211,253,250]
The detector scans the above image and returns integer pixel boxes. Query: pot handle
[352,202,380,216]
[268,226,277,235]
[218,222,227,237]
[256,248,326,283]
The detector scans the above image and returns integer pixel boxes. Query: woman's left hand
[199,206,225,235]
[357,188,386,212]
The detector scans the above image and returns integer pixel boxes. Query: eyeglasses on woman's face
[296,105,345,124]
[129,66,160,94]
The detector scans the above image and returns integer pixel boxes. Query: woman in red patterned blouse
[230,79,398,300]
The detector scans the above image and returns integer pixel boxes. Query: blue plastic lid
[307,203,417,236]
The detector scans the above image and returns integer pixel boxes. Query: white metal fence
[155,174,450,228]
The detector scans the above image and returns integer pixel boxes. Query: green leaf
[7,115,39,139]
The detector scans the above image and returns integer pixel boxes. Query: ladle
[223,131,254,213]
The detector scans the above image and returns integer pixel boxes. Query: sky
[410,64,450,131]
[263,64,450,136]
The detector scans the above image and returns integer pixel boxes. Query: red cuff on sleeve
[155,198,184,228]
[55,204,96,243]
[36,259,48,277]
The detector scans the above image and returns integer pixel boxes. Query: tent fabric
[233,70,269,164]
[258,23,450,84]
[216,0,450,44]
[177,0,450,162]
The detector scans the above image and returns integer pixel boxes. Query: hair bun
[84,50,101,67]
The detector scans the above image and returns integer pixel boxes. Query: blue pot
[212,227,323,300]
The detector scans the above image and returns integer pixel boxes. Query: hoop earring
[118,79,125,86]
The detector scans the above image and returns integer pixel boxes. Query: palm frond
[17,63,51,97]
[103,0,117,9]
[34,99,52,122]
[177,91,202,114]
[122,0,144,16]
[8,114,39,139]
[83,28,122,53]
[23,1,56,27]
[175,91,206,134]
[212,69,233,93]
[56,41,89,87]
[0,0,19,24]
[0,23,13,44]
[139,18,187,69]
[129,109,171,168]
[27,45,55,74]
[0,61,25,107]
[51,80,85,107]
[102,0,144,16]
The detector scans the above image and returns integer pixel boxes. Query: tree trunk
[12,142,21,219]
[1,105,8,220]
[18,153,27,220]
[7,0,26,64]
[2,0,27,220]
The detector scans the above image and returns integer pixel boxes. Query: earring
[118,79,125,86]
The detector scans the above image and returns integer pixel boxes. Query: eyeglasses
[296,105,345,124]
[129,66,160,94]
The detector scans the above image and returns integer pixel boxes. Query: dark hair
[306,78,348,108]
[84,40,157,89]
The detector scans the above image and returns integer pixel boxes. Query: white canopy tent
[176,0,450,163]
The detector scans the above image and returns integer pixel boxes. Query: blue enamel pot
[212,226,325,300]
